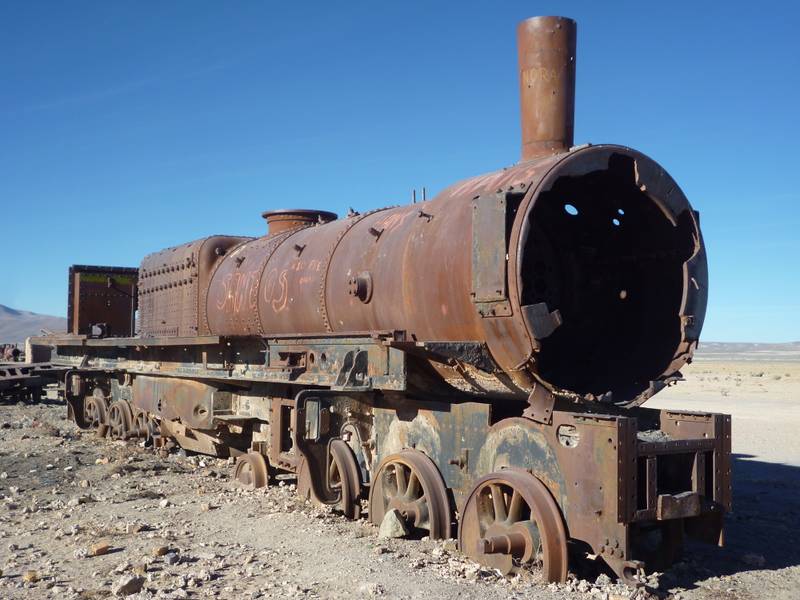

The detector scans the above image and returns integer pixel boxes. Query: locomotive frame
[39,325,730,586]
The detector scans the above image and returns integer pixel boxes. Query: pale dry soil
[0,359,797,600]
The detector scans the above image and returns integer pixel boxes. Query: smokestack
[517,16,577,161]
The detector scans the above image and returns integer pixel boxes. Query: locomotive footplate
[46,331,411,392]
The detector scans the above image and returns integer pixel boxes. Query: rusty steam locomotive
[17,16,729,585]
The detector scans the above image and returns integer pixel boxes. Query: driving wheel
[368,449,452,539]
[83,389,109,437]
[107,400,134,440]
[458,469,568,582]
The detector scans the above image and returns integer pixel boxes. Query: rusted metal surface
[193,142,706,408]
[518,16,576,160]
[68,265,138,337]
[138,235,248,337]
[262,209,337,235]
[132,376,217,430]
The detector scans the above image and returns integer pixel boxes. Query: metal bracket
[471,189,524,318]
[522,383,556,425]
[521,303,562,339]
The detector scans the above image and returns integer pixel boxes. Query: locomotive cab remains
[14,15,728,587]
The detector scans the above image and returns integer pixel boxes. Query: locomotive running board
[47,332,411,391]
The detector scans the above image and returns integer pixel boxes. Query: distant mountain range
[694,341,800,361]
[0,304,67,345]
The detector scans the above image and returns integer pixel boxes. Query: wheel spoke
[394,464,407,497]
[407,471,420,498]
[490,484,507,522]
[508,489,524,522]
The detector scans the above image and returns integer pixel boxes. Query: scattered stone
[22,569,39,583]
[159,499,171,508]
[114,562,131,574]
[442,539,458,552]
[464,563,481,578]
[90,541,111,556]
[152,545,170,557]
[165,552,180,566]
[595,574,612,587]
[126,522,146,534]
[378,509,409,539]
[111,574,145,596]
[358,581,385,596]
[66,495,91,508]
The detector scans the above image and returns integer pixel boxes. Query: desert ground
[0,354,798,599]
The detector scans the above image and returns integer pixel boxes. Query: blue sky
[1,1,798,342]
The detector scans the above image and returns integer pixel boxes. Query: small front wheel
[232,451,270,489]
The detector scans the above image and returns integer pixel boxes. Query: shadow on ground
[664,454,800,591]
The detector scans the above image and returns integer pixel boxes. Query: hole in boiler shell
[564,204,579,216]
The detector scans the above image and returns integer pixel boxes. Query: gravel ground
[0,360,798,599]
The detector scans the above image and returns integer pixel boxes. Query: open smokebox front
[517,150,705,405]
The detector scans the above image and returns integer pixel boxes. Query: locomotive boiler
[22,16,729,586]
